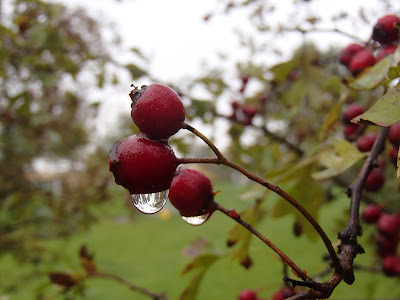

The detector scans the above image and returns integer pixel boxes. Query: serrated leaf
[179,254,220,300]
[352,87,400,126]
[349,55,393,90]
[313,139,367,180]
[227,200,265,268]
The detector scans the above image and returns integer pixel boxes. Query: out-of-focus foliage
[0,0,147,265]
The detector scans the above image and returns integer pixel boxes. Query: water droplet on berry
[131,190,169,214]
[182,210,212,226]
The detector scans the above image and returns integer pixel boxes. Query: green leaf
[353,87,400,126]
[349,55,393,90]
[125,63,147,79]
[179,254,220,300]
[313,139,367,180]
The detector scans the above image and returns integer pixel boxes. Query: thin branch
[91,271,169,300]
[338,126,389,284]
[214,202,312,283]
[283,26,366,43]
[181,124,342,274]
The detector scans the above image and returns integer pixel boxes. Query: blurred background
[1,0,400,299]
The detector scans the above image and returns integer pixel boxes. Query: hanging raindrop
[182,210,212,226]
[131,190,169,214]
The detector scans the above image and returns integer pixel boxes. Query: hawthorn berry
[109,133,177,195]
[377,234,399,257]
[376,44,398,62]
[377,213,400,237]
[238,288,257,300]
[362,204,382,223]
[372,14,400,45]
[338,43,364,66]
[348,49,376,76]
[382,255,400,276]
[344,124,360,138]
[356,133,377,152]
[365,168,385,192]
[130,83,185,140]
[389,147,399,165]
[343,104,365,123]
[169,168,215,218]
[388,122,400,147]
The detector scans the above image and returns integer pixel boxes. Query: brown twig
[179,123,342,274]
[214,201,312,283]
[338,126,389,284]
[91,271,169,300]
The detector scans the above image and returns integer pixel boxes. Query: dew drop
[131,190,169,214]
[182,211,212,226]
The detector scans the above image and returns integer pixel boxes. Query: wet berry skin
[109,133,177,194]
[169,168,214,217]
[130,83,185,140]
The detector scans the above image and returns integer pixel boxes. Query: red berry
[343,104,365,123]
[339,43,364,66]
[389,147,399,165]
[388,122,400,147]
[272,291,286,300]
[382,255,400,276]
[376,44,398,61]
[372,14,400,45]
[130,84,185,139]
[238,289,257,300]
[362,204,382,223]
[348,49,376,76]
[109,133,177,194]
[169,168,214,218]
[377,213,400,237]
[377,234,399,257]
[365,168,385,192]
[356,133,377,152]
[344,124,360,137]
[241,105,259,118]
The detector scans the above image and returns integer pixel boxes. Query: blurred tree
[0,0,147,262]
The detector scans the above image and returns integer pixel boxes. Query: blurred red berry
[339,43,364,66]
[388,122,400,147]
[348,49,376,76]
[376,44,398,61]
[362,204,382,223]
[365,168,385,192]
[372,14,400,45]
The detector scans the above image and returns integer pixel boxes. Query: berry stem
[180,124,341,274]
[214,201,312,283]
[90,271,169,300]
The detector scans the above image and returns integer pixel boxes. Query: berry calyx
[339,43,364,66]
[372,14,400,45]
[109,133,177,194]
[365,168,385,192]
[356,133,377,152]
[130,83,185,139]
[348,49,376,76]
[362,204,382,223]
[238,289,257,300]
[168,168,214,218]
[388,122,400,147]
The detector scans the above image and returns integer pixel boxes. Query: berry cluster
[229,101,259,126]
[339,14,400,76]
[109,83,215,221]
[362,204,400,276]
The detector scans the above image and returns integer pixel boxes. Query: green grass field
[1,182,399,299]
